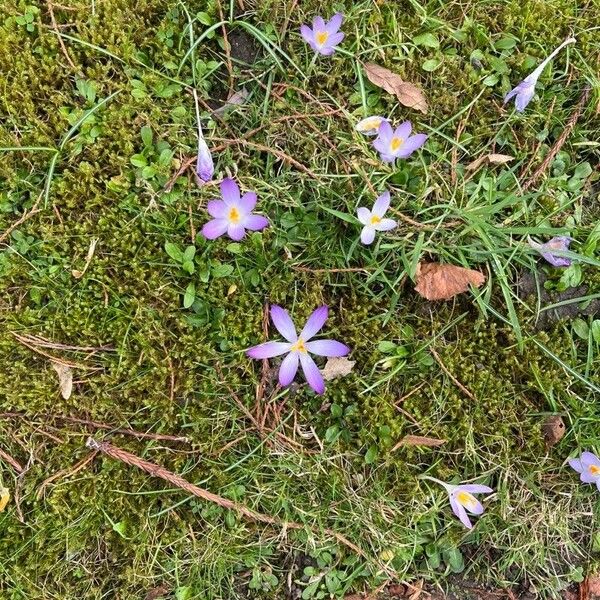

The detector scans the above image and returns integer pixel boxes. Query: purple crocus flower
[373,121,428,163]
[357,191,397,245]
[355,115,388,136]
[201,178,269,241]
[300,13,344,56]
[504,37,576,112]
[569,451,600,490]
[193,88,214,183]
[527,235,572,267]
[423,476,493,529]
[246,305,350,395]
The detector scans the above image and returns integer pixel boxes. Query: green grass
[0,0,599,598]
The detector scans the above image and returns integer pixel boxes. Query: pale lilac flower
[355,115,388,136]
[193,89,214,183]
[300,13,344,56]
[373,121,427,163]
[527,235,572,267]
[357,191,397,245]
[504,37,576,112]
[423,476,493,529]
[246,305,350,395]
[201,178,269,241]
[569,451,600,490]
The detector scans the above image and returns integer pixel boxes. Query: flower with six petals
[201,178,269,241]
[300,14,345,56]
[246,305,350,395]
[373,121,428,163]
[357,191,397,245]
[569,451,600,490]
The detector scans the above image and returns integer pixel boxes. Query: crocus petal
[458,484,494,494]
[207,200,228,218]
[581,452,600,468]
[357,207,371,225]
[300,353,325,395]
[503,86,519,104]
[372,192,390,217]
[378,153,396,164]
[355,116,387,135]
[596,479,600,492]
[270,305,297,343]
[374,218,396,232]
[360,225,376,245]
[246,341,291,359]
[318,46,335,56]
[580,471,598,484]
[196,138,214,182]
[395,121,412,141]
[377,120,393,142]
[450,497,473,529]
[227,223,246,241]
[325,12,343,33]
[201,219,228,240]
[220,178,240,205]
[279,352,299,386]
[396,134,428,158]
[514,86,535,112]
[243,214,269,231]
[313,16,325,31]
[300,305,328,341]
[300,24,314,45]
[465,497,484,515]
[306,340,350,357]
[238,192,257,215]
[373,136,391,154]
[568,458,584,473]
[326,31,345,47]
[542,252,571,267]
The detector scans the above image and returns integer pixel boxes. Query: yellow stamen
[315,31,329,46]
[590,465,600,475]
[228,207,240,224]
[390,137,403,152]
[290,338,307,354]
[456,491,476,509]
[370,215,382,225]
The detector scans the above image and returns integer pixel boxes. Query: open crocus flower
[201,178,269,241]
[355,115,388,136]
[246,305,350,395]
[423,476,493,529]
[504,37,576,112]
[569,452,600,490]
[373,121,428,163]
[527,235,572,267]
[300,13,344,56]
[357,191,397,245]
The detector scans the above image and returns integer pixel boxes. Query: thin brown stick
[522,86,590,192]
[37,450,97,499]
[0,194,42,245]
[10,331,115,352]
[430,347,476,401]
[46,0,78,70]
[292,266,374,274]
[0,446,24,473]
[0,412,189,443]
[87,437,367,559]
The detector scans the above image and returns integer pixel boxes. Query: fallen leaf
[213,88,249,117]
[0,487,9,512]
[51,361,73,399]
[542,415,566,447]
[587,575,600,598]
[414,262,486,301]
[391,435,446,451]
[320,356,356,381]
[466,153,514,172]
[364,63,428,114]
[145,584,170,600]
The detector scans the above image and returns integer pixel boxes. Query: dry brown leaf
[392,435,446,451]
[0,487,9,512]
[364,63,428,114]
[466,153,514,172]
[542,415,566,447]
[51,361,73,399]
[321,357,356,381]
[414,262,486,301]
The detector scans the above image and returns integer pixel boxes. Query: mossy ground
[1,0,599,598]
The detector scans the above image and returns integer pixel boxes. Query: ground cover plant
[0,0,599,598]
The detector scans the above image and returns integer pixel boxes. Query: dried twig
[0,446,24,473]
[37,450,98,498]
[292,266,374,274]
[522,86,591,192]
[10,332,115,352]
[430,347,476,402]
[87,437,367,559]
[46,0,78,70]
[0,194,42,245]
